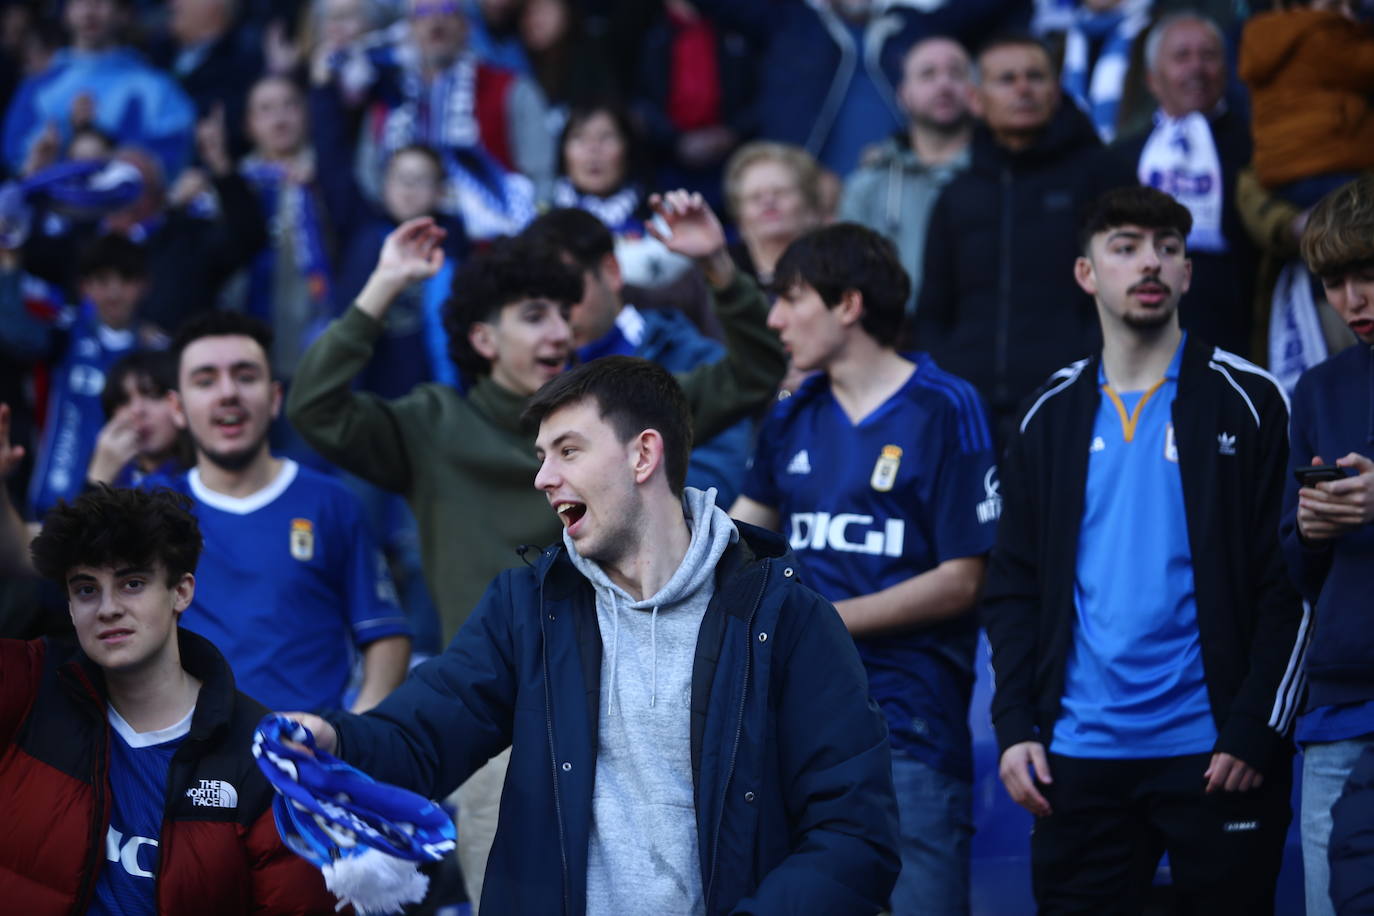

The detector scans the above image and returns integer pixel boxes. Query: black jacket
[914,97,1119,427]
[1106,108,1260,359]
[982,336,1306,771]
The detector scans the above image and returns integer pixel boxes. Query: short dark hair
[77,233,148,282]
[975,31,1055,76]
[1078,186,1193,254]
[522,356,692,496]
[172,310,274,379]
[773,223,910,345]
[101,349,178,419]
[523,208,615,272]
[30,485,202,587]
[443,234,583,378]
[1301,176,1374,279]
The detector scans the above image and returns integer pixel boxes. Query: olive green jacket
[286,273,783,640]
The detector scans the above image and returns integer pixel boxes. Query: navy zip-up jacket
[327,524,899,914]
[1280,342,1374,712]
[984,337,1306,770]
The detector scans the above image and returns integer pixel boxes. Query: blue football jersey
[144,460,407,710]
[741,355,998,779]
[89,706,191,916]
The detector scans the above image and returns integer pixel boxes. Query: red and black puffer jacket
[0,629,338,915]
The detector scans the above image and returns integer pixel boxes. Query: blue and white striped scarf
[1061,0,1151,142]
[253,714,456,915]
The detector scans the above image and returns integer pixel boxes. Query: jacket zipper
[539,575,573,914]
[70,677,109,916]
[703,558,770,912]
[151,741,196,913]
[993,166,1014,409]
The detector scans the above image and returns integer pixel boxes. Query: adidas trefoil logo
[786,450,811,475]
[1217,432,1237,456]
[186,779,238,808]
[1090,436,1106,454]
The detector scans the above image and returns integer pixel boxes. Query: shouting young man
[284,357,898,914]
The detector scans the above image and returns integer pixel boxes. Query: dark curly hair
[30,486,202,587]
[443,234,583,378]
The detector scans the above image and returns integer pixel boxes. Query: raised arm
[647,190,786,441]
[286,219,448,493]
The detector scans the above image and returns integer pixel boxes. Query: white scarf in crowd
[1138,110,1227,253]
[1269,260,1329,396]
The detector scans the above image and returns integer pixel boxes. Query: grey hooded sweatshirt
[566,486,738,916]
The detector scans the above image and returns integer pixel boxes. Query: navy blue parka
[326,524,899,914]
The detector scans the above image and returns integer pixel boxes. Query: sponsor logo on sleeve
[977,468,1002,524]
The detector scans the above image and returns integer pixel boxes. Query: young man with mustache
[983,185,1305,912]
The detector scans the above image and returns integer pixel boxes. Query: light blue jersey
[1054,336,1217,757]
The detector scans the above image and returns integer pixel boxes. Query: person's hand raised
[647,189,736,289]
[355,217,448,321]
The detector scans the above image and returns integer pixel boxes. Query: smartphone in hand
[1294,465,1350,487]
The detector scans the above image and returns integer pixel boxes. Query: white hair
[1144,12,1225,72]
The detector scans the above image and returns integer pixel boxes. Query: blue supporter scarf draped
[337,33,534,239]
[239,157,334,323]
[1061,0,1150,142]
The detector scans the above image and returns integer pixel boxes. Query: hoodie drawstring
[649,605,659,708]
[607,592,621,716]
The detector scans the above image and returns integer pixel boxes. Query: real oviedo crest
[870,445,903,492]
[290,518,315,562]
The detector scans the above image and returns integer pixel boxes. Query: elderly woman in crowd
[723,140,823,288]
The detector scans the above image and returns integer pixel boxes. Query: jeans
[1303,737,1374,916]
[888,753,972,916]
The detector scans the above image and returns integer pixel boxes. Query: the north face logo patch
[186,779,238,808]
